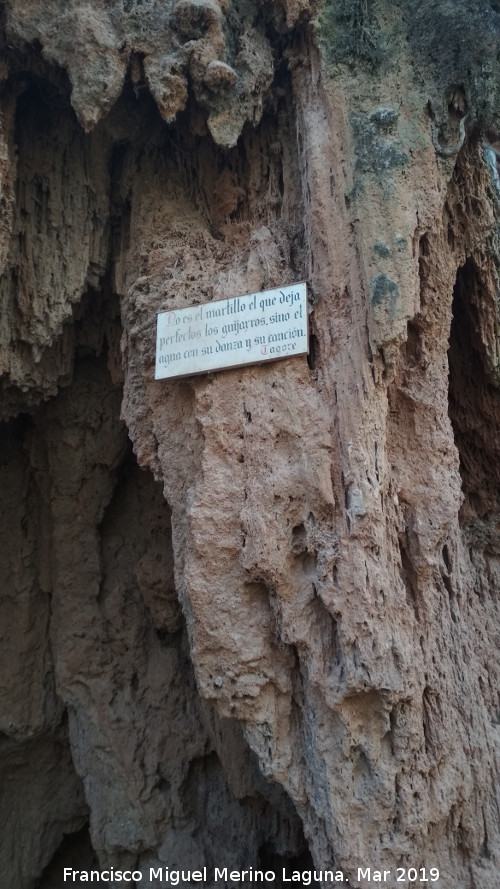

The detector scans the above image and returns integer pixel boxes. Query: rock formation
[0,1,499,887]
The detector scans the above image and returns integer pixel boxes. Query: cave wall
[0,1,500,888]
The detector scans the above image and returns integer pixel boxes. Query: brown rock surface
[0,1,499,888]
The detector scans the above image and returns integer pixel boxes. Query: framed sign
[155,282,308,380]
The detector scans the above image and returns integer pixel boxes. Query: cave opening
[447,257,500,524]
[258,844,315,886]
[35,826,98,889]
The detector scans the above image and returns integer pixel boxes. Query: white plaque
[155,282,308,380]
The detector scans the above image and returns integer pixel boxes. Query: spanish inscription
[155,283,308,380]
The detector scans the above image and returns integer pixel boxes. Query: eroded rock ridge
[1,2,500,887]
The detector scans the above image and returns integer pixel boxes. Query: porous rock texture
[0,1,500,888]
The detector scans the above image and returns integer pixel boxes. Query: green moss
[350,112,407,175]
[401,0,500,134]
[370,274,399,317]
[373,242,391,258]
[319,0,385,71]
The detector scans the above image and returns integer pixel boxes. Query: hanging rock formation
[0,1,499,887]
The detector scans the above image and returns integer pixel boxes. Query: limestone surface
[0,2,499,888]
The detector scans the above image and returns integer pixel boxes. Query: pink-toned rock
[0,2,499,888]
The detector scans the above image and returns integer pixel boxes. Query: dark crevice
[307,332,317,370]
[259,845,315,885]
[448,258,500,523]
[178,748,309,876]
[35,826,98,889]
[398,537,420,621]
